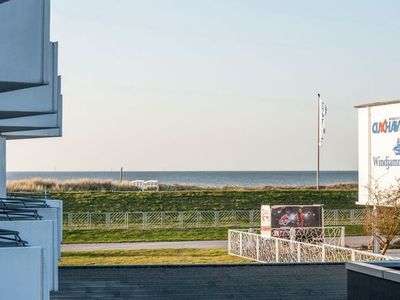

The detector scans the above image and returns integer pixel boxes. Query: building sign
[357,101,400,205]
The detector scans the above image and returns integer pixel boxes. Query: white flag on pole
[319,95,327,147]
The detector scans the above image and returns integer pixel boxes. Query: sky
[6,0,400,171]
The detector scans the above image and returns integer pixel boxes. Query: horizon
[6,170,358,173]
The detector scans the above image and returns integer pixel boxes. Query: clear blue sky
[7,0,400,171]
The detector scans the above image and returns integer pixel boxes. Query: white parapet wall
[37,207,62,260]
[0,220,57,295]
[0,246,44,300]
[41,199,63,258]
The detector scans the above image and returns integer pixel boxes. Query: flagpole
[317,93,320,190]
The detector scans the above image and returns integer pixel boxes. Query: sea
[6,171,357,187]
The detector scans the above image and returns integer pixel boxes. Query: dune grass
[7,178,142,192]
[7,179,358,212]
[52,190,359,213]
[63,225,365,244]
[7,178,357,193]
[60,248,251,266]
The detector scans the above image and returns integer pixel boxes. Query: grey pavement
[62,240,228,252]
[345,236,371,247]
[61,236,395,252]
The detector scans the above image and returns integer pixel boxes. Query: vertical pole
[120,167,123,182]
[373,206,380,254]
[317,94,320,190]
[249,210,254,227]
[228,230,231,254]
[256,235,260,261]
[367,107,372,199]
[297,243,301,262]
[106,212,111,229]
[341,226,345,247]
[143,212,147,230]
[0,137,6,198]
[322,245,325,262]
[179,212,184,228]
[68,213,73,231]
[197,211,201,228]
[350,209,355,225]
[290,228,296,242]
[215,211,219,227]
[275,239,279,263]
[161,212,165,228]
[239,232,243,257]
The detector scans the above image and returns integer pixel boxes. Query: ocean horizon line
[6,170,358,173]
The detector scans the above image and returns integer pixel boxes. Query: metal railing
[272,226,345,247]
[63,209,365,231]
[324,209,365,225]
[228,229,392,263]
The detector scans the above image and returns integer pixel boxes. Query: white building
[356,100,400,205]
[0,1,63,299]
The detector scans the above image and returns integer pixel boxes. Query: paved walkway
[61,237,400,257]
[61,236,380,252]
[62,240,228,252]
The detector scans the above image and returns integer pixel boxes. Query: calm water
[6,171,357,186]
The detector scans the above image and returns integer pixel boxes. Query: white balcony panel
[1,128,62,139]
[0,247,44,300]
[0,220,57,295]
[0,90,62,138]
[0,0,50,91]
[0,43,60,118]
[0,113,59,132]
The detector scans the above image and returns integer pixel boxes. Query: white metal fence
[228,229,392,263]
[63,209,365,231]
[271,226,345,247]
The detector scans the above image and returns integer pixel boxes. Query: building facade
[0,1,63,299]
[356,100,400,205]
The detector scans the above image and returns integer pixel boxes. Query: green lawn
[60,249,251,265]
[63,225,365,244]
[54,190,358,212]
[63,228,229,244]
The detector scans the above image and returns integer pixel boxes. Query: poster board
[270,205,323,228]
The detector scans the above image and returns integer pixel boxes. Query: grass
[345,225,365,236]
[63,228,229,244]
[63,225,366,244]
[52,190,358,212]
[60,249,251,266]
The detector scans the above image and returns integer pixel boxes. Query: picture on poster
[271,205,323,228]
